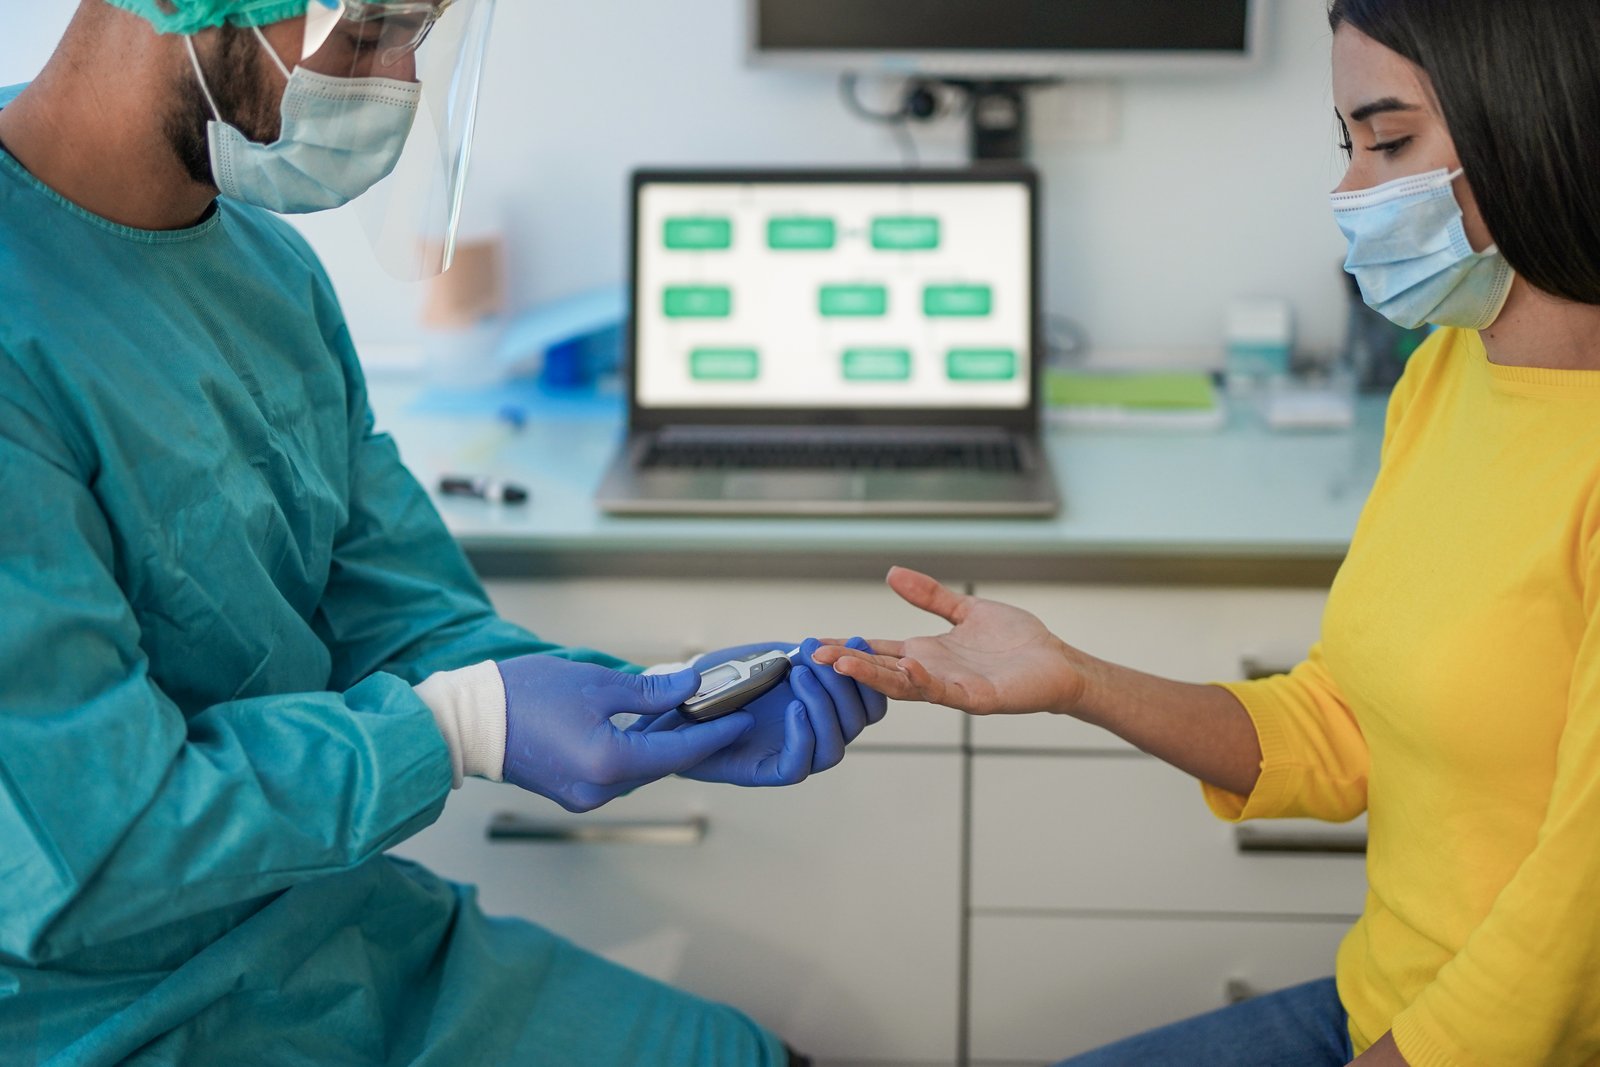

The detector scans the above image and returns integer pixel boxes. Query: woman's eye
[1367,135,1415,157]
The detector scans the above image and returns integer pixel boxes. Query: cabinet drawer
[390,751,961,1063]
[972,755,1367,916]
[969,913,1350,1063]
[968,584,1329,751]
[485,578,964,748]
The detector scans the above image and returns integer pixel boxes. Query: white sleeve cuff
[414,660,507,789]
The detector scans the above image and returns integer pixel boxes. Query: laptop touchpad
[721,473,864,501]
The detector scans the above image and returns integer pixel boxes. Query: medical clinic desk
[377,379,1387,1067]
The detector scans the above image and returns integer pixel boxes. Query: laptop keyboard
[641,437,1024,473]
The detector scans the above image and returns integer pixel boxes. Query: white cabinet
[394,753,962,1064]
[965,753,1362,1059]
[968,914,1351,1063]
[395,578,964,1063]
[971,755,1367,917]
[963,582,1364,1062]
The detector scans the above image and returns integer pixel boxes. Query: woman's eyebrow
[1346,97,1422,123]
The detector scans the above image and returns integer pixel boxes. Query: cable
[837,73,923,168]
[891,122,920,168]
[839,72,907,123]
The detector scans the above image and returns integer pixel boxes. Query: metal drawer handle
[1234,825,1367,855]
[488,813,708,846]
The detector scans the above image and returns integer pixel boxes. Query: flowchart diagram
[634,181,1032,409]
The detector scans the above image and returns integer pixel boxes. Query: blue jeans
[1055,978,1352,1067]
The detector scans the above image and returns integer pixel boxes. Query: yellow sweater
[1205,328,1600,1067]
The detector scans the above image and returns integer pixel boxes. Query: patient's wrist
[1043,643,1094,716]
[1056,642,1110,720]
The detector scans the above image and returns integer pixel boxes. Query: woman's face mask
[1330,167,1515,331]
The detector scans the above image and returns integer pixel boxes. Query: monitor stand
[941,79,1060,163]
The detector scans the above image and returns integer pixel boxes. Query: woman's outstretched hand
[810,567,1092,717]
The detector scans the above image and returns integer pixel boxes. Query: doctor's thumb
[621,667,702,714]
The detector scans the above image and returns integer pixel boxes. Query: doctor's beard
[165,26,284,189]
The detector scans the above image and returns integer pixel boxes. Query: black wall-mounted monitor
[749,0,1266,78]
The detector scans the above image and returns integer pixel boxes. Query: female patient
[816,0,1600,1063]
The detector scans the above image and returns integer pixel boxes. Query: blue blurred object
[494,285,627,391]
[409,287,630,420]
[497,403,529,431]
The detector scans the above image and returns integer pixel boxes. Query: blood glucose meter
[679,648,798,722]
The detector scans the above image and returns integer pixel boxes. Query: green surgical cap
[107,0,323,35]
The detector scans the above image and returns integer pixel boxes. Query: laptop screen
[632,172,1036,415]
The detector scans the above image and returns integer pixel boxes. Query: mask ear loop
[250,24,295,82]
[183,34,225,123]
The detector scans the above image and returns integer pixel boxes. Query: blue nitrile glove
[638,637,886,786]
[499,655,754,812]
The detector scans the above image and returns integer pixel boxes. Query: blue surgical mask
[184,27,421,214]
[1330,167,1515,331]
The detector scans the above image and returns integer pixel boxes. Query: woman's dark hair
[1329,0,1600,305]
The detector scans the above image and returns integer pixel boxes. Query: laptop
[596,167,1060,517]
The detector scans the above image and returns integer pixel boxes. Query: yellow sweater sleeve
[1389,532,1600,1067]
[1201,644,1370,823]
[1197,348,1430,826]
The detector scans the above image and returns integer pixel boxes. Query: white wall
[1,0,1351,363]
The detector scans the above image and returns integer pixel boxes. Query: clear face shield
[296,0,497,280]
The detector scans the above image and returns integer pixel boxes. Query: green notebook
[1046,369,1218,410]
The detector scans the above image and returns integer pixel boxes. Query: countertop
[373,377,1387,586]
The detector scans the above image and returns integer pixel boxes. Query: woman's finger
[827,654,921,700]
[886,567,971,626]
[845,636,890,724]
[816,636,906,657]
[901,658,964,711]
[800,638,869,743]
[810,644,903,667]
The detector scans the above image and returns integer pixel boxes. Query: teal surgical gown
[0,88,784,1066]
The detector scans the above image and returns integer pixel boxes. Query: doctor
[0,1,882,1063]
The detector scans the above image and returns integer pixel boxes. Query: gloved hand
[638,637,887,786]
[499,655,754,812]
